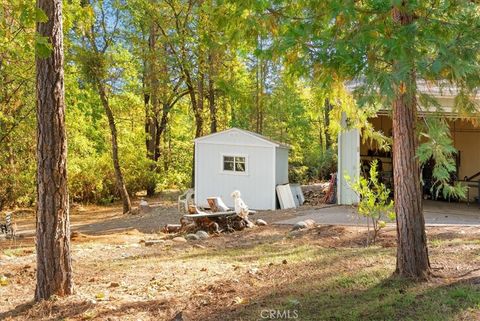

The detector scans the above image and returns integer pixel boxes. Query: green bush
[346,160,395,245]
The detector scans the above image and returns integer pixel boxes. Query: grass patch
[228,244,479,321]
[3,247,32,257]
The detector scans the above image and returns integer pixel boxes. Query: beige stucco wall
[450,120,480,200]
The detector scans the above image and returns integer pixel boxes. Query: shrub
[346,160,395,245]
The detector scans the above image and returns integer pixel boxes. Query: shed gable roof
[195,128,290,149]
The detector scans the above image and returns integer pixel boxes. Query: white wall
[275,147,289,185]
[337,113,360,205]
[195,142,275,210]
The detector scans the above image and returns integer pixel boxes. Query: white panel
[276,184,296,209]
[290,184,305,205]
[337,113,360,205]
[275,147,289,185]
[195,142,275,210]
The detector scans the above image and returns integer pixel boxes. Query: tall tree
[35,0,73,300]
[144,22,161,196]
[79,0,132,213]
[207,50,217,133]
[0,2,38,210]
[138,11,188,195]
[391,3,429,278]
[262,0,480,278]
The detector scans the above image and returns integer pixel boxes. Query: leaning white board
[276,184,296,209]
[290,184,305,206]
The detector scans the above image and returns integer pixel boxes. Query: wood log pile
[163,212,256,235]
[301,183,329,206]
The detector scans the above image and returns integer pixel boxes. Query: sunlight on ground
[1,222,479,321]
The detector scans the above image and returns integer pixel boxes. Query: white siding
[195,142,275,210]
[337,113,360,205]
[275,147,289,185]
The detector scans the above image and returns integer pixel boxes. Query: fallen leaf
[233,296,247,305]
[95,292,106,300]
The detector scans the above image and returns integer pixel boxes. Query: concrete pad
[276,201,480,227]
[276,206,369,226]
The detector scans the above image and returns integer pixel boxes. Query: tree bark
[35,0,73,301]
[208,51,217,133]
[197,71,205,137]
[145,24,159,196]
[392,3,430,279]
[255,53,261,133]
[324,98,332,149]
[156,104,170,160]
[187,79,202,187]
[97,84,132,214]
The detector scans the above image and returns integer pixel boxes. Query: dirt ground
[1,199,479,321]
[0,197,325,251]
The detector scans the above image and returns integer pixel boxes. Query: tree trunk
[97,84,132,214]
[145,24,159,196]
[208,52,217,133]
[155,104,170,161]
[392,4,430,279]
[318,118,324,151]
[392,83,430,278]
[163,123,170,172]
[324,98,332,149]
[35,0,73,301]
[255,54,261,133]
[259,59,264,134]
[188,81,202,187]
[197,73,205,136]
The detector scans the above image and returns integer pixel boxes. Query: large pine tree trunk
[35,0,73,300]
[392,87,430,279]
[392,3,430,279]
[97,84,132,214]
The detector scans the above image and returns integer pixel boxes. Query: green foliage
[418,118,467,200]
[262,0,480,206]
[0,0,375,208]
[34,35,53,58]
[316,148,337,180]
[346,160,395,245]
[0,1,38,209]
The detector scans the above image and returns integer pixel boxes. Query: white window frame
[220,153,249,175]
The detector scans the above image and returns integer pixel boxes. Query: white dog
[230,190,249,219]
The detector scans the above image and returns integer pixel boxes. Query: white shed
[194,128,290,210]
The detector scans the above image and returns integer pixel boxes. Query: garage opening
[361,114,480,205]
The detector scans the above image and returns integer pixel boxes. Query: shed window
[223,156,246,172]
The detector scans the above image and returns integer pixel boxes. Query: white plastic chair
[177,189,195,212]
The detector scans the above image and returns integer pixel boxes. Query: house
[194,128,290,210]
[337,81,480,205]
